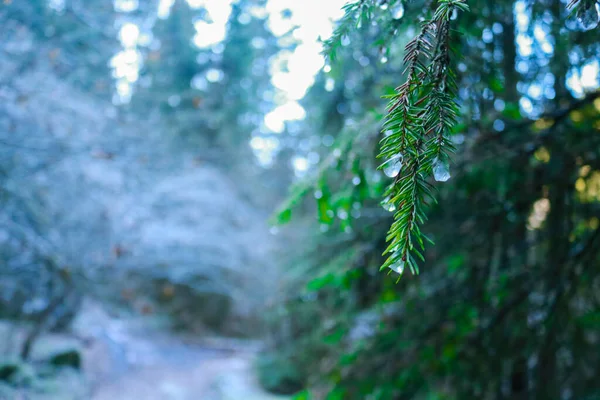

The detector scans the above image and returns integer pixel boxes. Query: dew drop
[381,196,396,212]
[391,2,404,19]
[450,8,458,20]
[383,154,403,178]
[341,35,351,46]
[577,3,599,31]
[380,55,388,64]
[380,3,388,10]
[352,176,361,185]
[389,260,405,275]
[314,189,323,199]
[433,157,451,182]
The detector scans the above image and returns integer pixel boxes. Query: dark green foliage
[0,364,19,382]
[256,353,305,395]
[267,0,600,398]
[48,350,81,370]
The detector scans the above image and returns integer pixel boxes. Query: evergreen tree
[131,0,279,163]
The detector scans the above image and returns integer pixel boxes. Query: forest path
[74,302,285,400]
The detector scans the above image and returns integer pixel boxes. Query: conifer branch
[323,1,373,61]
[378,0,468,275]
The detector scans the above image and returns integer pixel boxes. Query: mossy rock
[48,349,81,369]
[0,363,19,381]
[0,362,35,386]
[256,353,304,395]
[152,278,234,333]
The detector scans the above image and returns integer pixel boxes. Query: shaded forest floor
[85,304,286,400]
[2,301,287,400]
[82,301,286,400]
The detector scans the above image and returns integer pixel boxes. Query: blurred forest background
[0,0,599,399]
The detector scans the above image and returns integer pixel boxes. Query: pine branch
[378,0,468,276]
[323,1,375,61]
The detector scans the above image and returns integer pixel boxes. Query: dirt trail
[73,302,285,400]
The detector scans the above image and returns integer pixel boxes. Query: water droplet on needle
[577,3,599,31]
[389,260,404,275]
[383,154,403,178]
[433,157,451,182]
